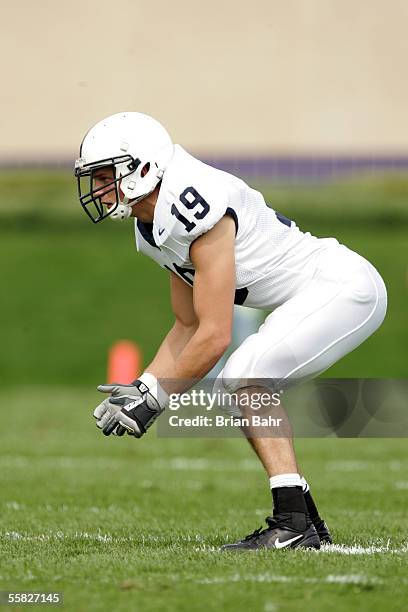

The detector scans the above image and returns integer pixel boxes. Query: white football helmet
[74,112,174,223]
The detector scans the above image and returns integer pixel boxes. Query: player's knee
[212,373,241,415]
[351,263,388,332]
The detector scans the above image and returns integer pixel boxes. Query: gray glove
[97,382,145,398]
[94,379,164,438]
[93,397,127,436]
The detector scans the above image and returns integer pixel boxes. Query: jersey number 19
[171,187,210,232]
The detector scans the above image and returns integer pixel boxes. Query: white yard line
[194,542,408,555]
[319,543,399,555]
[152,457,260,471]
[2,531,407,555]
[325,460,374,471]
[195,573,382,585]
[3,501,142,513]
[326,460,407,472]
[0,454,260,472]
[0,455,127,469]
[2,454,408,474]
[0,531,205,544]
[395,481,408,489]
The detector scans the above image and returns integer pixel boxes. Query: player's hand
[95,378,166,438]
[93,397,127,436]
[95,393,163,438]
[95,379,151,436]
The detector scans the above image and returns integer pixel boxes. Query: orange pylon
[107,340,142,383]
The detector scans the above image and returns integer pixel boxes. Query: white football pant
[216,243,387,393]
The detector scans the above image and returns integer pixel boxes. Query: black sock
[303,489,322,525]
[272,486,308,515]
[271,487,309,531]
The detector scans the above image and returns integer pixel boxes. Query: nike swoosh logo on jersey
[274,534,303,549]
[158,227,165,236]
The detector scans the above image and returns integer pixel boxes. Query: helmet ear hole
[141,162,150,177]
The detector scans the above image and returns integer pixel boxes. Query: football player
[75,112,387,551]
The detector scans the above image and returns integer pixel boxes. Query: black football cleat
[314,519,333,544]
[220,513,320,552]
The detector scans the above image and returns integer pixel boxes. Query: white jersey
[135,145,338,310]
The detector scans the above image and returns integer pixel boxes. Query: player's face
[92,166,118,208]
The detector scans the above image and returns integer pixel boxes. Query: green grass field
[1,389,408,611]
[0,171,407,610]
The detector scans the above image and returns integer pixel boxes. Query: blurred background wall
[1,0,408,160]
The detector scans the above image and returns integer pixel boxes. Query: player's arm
[94,215,235,437]
[145,272,198,373]
[159,215,235,394]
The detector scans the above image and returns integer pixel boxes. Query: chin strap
[109,197,133,221]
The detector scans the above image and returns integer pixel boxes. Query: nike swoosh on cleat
[274,534,303,549]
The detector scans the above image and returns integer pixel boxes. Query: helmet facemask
[75,155,140,223]
[75,154,165,223]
